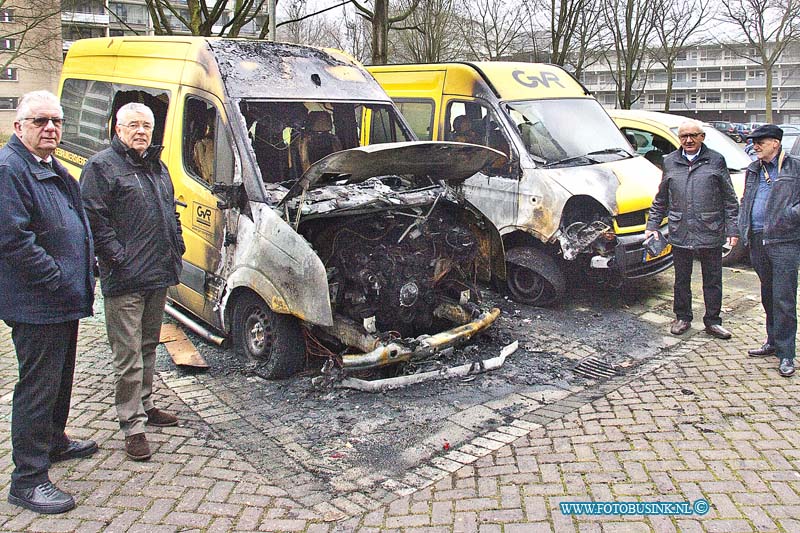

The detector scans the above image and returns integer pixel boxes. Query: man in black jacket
[645,119,740,339]
[739,124,799,377]
[81,103,186,461]
[0,90,97,514]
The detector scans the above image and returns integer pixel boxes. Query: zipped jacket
[81,136,185,297]
[739,151,800,247]
[0,134,95,323]
[646,144,739,248]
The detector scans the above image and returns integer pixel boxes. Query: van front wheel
[232,292,305,379]
[506,247,566,307]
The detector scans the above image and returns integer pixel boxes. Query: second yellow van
[369,63,671,306]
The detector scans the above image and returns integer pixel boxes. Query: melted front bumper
[340,307,501,370]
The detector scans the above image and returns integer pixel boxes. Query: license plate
[644,243,672,262]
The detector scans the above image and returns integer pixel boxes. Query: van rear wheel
[506,247,566,307]
[232,292,305,379]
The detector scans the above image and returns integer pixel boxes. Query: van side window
[61,80,170,160]
[61,79,114,157]
[621,127,671,170]
[394,99,434,140]
[446,101,510,168]
[368,106,405,144]
[183,97,218,186]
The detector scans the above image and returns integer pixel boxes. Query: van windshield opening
[239,100,412,185]
[505,99,633,167]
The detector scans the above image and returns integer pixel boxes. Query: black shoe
[779,359,795,377]
[49,439,98,463]
[748,343,776,357]
[8,481,75,514]
[704,324,732,340]
[670,319,691,335]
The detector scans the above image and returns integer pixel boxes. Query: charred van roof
[208,40,390,102]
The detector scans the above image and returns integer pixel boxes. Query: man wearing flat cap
[739,124,800,377]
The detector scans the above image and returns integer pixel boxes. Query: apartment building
[61,0,267,49]
[0,0,62,135]
[580,42,800,124]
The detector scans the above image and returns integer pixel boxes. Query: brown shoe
[670,319,691,336]
[146,407,178,427]
[125,433,151,461]
[704,324,732,340]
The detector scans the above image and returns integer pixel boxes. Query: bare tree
[652,0,711,111]
[278,0,341,46]
[460,0,526,61]
[601,0,659,108]
[0,0,61,72]
[144,0,269,38]
[351,0,420,64]
[717,0,800,122]
[392,0,464,62]
[328,6,372,64]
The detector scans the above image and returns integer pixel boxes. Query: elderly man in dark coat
[739,124,800,377]
[645,119,740,339]
[0,90,97,514]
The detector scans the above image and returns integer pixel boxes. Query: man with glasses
[645,119,740,339]
[0,90,97,514]
[81,103,185,461]
[739,124,799,377]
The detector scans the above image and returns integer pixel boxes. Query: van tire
[506,247,566,307]
[232,292,305,379]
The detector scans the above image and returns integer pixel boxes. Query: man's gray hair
[16,91,63,122]
[117,102,155,124]
[679,119,705,133]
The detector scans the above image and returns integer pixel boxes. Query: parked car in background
[609,110,752,265]
[778,124,800,151]
[735,123,751,139]
[710,120,743,142]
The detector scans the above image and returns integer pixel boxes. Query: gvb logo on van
[512,69,565,89]
[193,202,213,234]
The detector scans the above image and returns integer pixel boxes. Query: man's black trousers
[6,320,78,490]
[672,245,723,327]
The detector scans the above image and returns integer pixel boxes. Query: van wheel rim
[245,307,271,357]
[509,266,547,302]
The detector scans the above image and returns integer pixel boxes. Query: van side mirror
[211,182,244,210]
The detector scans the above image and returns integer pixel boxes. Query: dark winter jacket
[646,144,739,249]
[80,136,185,297]
[0,134,95,323]
[739,151,800,247]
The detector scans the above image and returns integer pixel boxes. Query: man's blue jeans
[753,236,800,362]
[766,241,800,362]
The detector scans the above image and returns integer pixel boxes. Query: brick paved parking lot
[1,267,799,532]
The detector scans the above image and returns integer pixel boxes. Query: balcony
[62,12,110,25]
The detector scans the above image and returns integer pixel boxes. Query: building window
[699,92,721,103]
[700,70,722,82]
[0,9,12,22]
[0,68,17,81]
[724,70,746,81]
[0,97,17,109]
[0,39,14,50]
[670,94,686,103]
[722,92,745,102]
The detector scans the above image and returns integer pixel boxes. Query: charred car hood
[282,142,505,202]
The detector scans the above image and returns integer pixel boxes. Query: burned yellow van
[57,37,505,379]
[369,63,670,306]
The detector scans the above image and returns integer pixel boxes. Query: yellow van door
[167,90,230,327]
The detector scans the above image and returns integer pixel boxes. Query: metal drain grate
[573,356,618,380]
